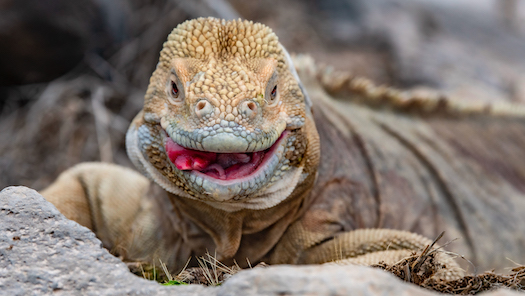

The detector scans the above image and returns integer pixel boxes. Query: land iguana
[41,18,525,280]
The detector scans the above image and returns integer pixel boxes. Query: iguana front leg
[270,222,464,280]
[40,162,187,268]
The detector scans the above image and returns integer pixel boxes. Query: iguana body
[42,18,525,278]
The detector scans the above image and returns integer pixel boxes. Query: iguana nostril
[195,100,213,119]
[240,100,258,119]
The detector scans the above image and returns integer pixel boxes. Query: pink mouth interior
[165,138,266,180]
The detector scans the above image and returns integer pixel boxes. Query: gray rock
[0,186,207,296]
[217,264,438,296]
[216,265,523,296]
[0,186,521,296]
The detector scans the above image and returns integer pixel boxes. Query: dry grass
[127,252,243,286]
[173,252,242,286]
[372,233,525,294]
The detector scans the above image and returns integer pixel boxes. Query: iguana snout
[158,56,286,154]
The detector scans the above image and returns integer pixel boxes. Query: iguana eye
[267,85,278,105]
[270,86,277,99]
[171,81,179,98]
[265,72,279,106]
[167,72,185,105]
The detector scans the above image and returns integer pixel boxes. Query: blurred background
[1,0,524,190]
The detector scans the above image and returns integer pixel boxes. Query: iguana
[41,18,525,281]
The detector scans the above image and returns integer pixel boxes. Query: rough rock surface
[0,186,522,296]
[0,186,204,296]
[219,265,524,296]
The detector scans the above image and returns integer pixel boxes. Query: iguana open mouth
[165,132,287,181]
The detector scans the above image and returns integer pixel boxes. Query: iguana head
[127,18,318,211]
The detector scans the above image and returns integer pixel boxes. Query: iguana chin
[42,17,499,280]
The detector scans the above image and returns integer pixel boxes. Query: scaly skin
[126,18,313,210]
[42,18,525,279]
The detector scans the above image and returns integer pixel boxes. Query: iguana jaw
[164,129,289,185]
[162,126,297,203]
[126,114,307,210]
